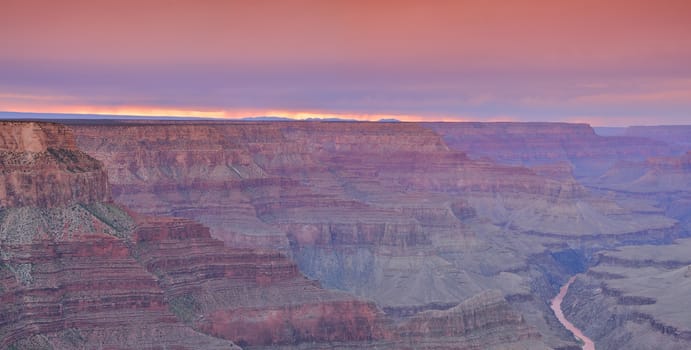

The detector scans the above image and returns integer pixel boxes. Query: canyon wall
[0,122,110,208]
[1,120,555,349]
[590,150,691,260]
[423,122,678,179]
[66,120,689,349]
[3,119,685,348]
[623,125,691,150]
[562,240,691,349]
[0,121,239,349]
[595,151,691,193]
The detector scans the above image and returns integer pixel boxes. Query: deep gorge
[1,120,689,349]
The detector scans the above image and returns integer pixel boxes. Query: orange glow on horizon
[2,104,654,126]
[1,105,510,123]
[2,105,226,119]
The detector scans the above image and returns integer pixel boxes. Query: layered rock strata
[562,240,691,349]
[423,122,675,178]
[129,215,390,347]
[0,122,238,349]
[1,120,553,349]
[595,152,691,193]
[65,120,685,349]
[0,122,109,208]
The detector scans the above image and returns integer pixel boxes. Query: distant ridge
[240,116,359,122]
[1,111,398,123]
[594,127,627,136]
[0,111,220,121]
[240,116,296,121]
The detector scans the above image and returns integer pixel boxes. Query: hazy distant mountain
[1,112,391,123]
[240,116,296,121]
[0,111,219,121]
[594,126,627,136]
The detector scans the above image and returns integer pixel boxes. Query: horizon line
[2,110,687,128]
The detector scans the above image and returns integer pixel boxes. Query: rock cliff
[69,120,677,243]
[65,120,679,349]
[596,152,691,193]
[423,122,675,179]
[0,122,238,349]
[0,122,110,208]
[562,240,691,349]
[1,120,554,349]
[129,215,391,347]
[396,290,543,348]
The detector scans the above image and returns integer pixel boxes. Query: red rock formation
[129,215,391,347]
[70,120,594,250]
[129,214,547,348]
[201,301,387,346]
[0,122,110,208]
[71,122,290,251]
[0,121,77,151]
[0,228,237,349]
[0,122,238,349]
[61,120,563,349]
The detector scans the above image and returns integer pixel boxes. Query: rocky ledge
[0,122,109,208]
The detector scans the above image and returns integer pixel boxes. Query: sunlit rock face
[0,121,238,349]
[0,122,110,208]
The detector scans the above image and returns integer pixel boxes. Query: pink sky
[1,0,690,125]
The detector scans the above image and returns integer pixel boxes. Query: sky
[1,0,690,125]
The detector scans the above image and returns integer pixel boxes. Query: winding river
[550,276,596,350]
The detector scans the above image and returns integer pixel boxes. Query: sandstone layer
[0,122,110,208]
[0,122,238,349]
[129,214,391,348]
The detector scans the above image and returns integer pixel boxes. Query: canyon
[1,119,689,349]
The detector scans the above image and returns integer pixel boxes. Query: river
[550,276,596,350]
